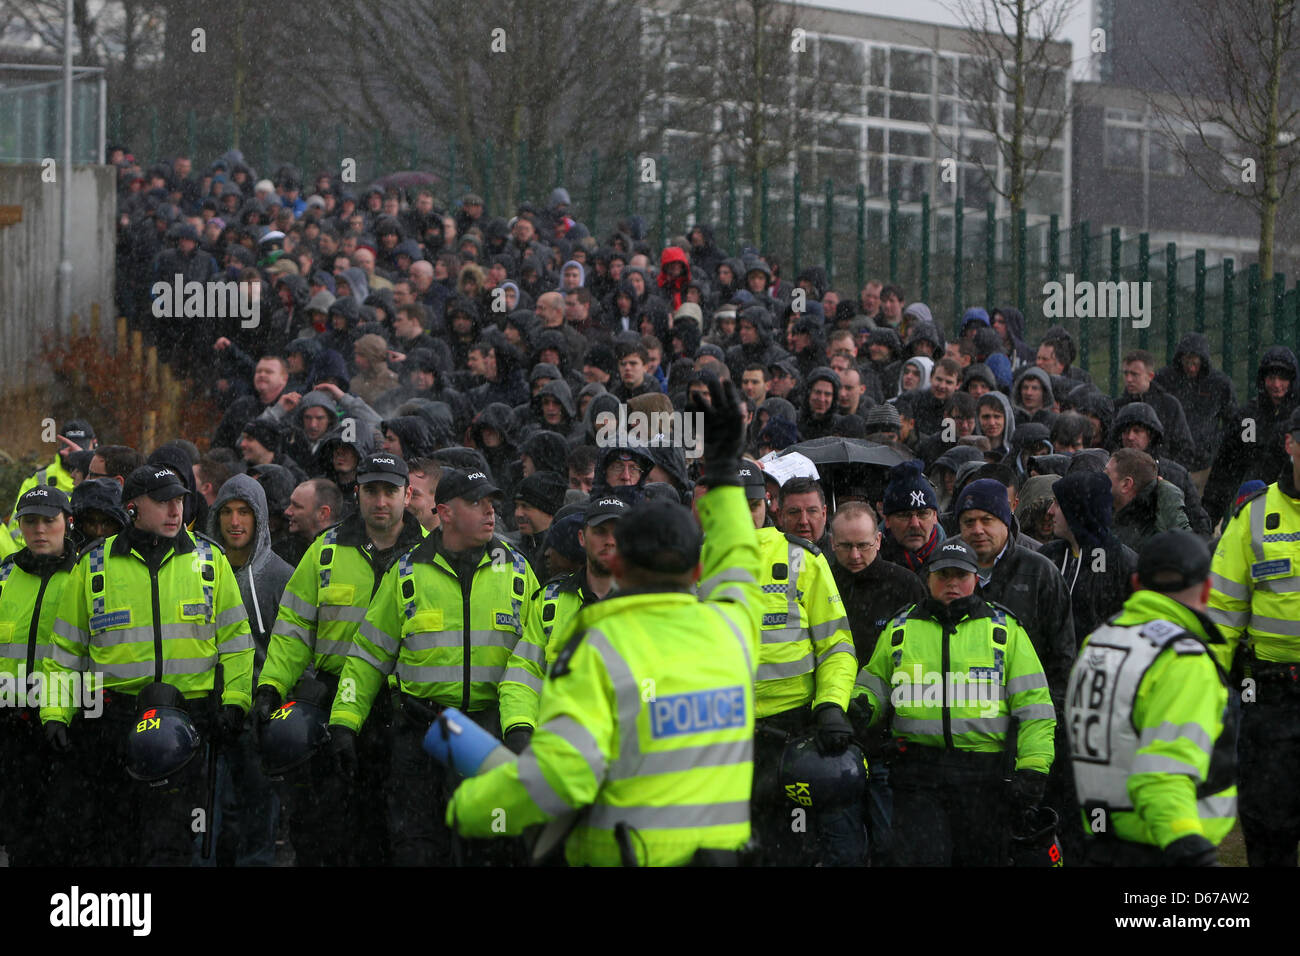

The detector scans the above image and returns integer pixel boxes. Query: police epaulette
[551,628,588,678]
[784,532,820,555]
[1231,486,1269,519]
[988,601,1019,626]
[194,530,226,554]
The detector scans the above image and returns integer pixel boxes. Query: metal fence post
[625,152,635,218]
[1016,207,1027,309]
[657,156,668,250]
[1274,272,1287,366]
[953,204,964,327]
[921,192,931,304]
[984,202,995,309]
[1222,258,1235,384]
[856,183,866,295]
[372,127,382,182]
[761,168,770,252]
[1166,243,1178,365]
[1110,227,1121,285]
[554,143,564,189]
[793,172,803,277]
[823,178,834,283]
[1048,214,1060,286]
[1247,263,1261,381]
[1137,233,1150,351]
[694,159,703,229]
[888,188,899,283]
[409,129,419,170]
[588,149,600,238]
[518,139,530,204]
[1194,249,1206,333]
[726,166,736,252]
[483,140,494,214]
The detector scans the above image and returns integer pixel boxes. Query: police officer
[530,492,629,670]
[42,465,254,866]
[7,419,96,545]
[744,468,857,864]
[850,538,1056,866]
[252,452,426,866]
[327,467,540,866]
[1068,530,1236,866]
[446,377,761,866]
[1208,406,1300,865]
[0,488,78,865]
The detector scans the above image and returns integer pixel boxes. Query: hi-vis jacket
[529,568,604,669]
[258,512,426,697]
[1067,589,1237,849]
[42,530,254,724]
[0,546,78,707]
[329,532,540,735]
[447,486,762,866]
[753,527,856,718]
[851,594,1055,773]
[1208,474,1300,669]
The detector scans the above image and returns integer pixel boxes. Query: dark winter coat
[1155,332,1237,472]
[1204,346,1300,526]
[1113,379,1196,470]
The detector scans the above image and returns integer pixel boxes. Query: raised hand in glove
[45,721,72,754]
[690,375,747,488]
[1163,834,1219,867]
[813,703,854,756]
[1008,770,1048,811]
[251,685,281,724]
[503,725,533,755]
[330,725,359,780]
[219,704,246,743]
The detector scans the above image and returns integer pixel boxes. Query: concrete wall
[0,163,116,389]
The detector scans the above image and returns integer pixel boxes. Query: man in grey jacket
[208,474,294,866]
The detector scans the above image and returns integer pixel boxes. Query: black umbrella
[781,436,907,468]
[370,171,440,192]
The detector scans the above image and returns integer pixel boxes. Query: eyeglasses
[607,460,644,478]
[833,540,879,554]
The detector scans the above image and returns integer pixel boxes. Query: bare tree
[287,0,661,211]
[936,0,1075,249]
[1143,0,1300,279]
[654,0,847,250]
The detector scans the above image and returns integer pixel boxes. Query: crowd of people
[0,145,1293,867]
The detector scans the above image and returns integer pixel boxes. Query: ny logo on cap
[909,490,927,508]
[467,472,487,480]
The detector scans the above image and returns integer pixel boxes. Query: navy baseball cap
[436,468,502,505]
[614,500,702,574]
[357,453,409,486]
[122,466,189,503]
[738,459,766,497]
[584,494,631,526]
[925,538,980,574]
[1137,530,1211,593]
[14,486,72,519]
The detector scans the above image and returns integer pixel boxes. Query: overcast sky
[799,0,1098,79]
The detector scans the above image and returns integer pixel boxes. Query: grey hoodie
[207,474,293,675]
[977,389,1017,455]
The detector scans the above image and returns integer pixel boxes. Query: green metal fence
[115,105,1299,399]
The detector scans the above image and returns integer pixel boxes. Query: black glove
[330,725,359,780]
[692,376,747,488]
[503,725,533,755]
[1008,770,1048,811]
[218,704,246,744]
[251,685,281,724]
[1163,834,1219,867]
[813,704,853,756]
[44,721,71,753]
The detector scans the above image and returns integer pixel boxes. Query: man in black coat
[1110,402,1212,536]
[1204,346,1300,528]
[1115,348,1196,469]
[1155,333,1236,493]
[1039,470,1137,643]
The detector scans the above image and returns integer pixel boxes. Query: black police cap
[1137,530,1211,593]
[613,499,702,575]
